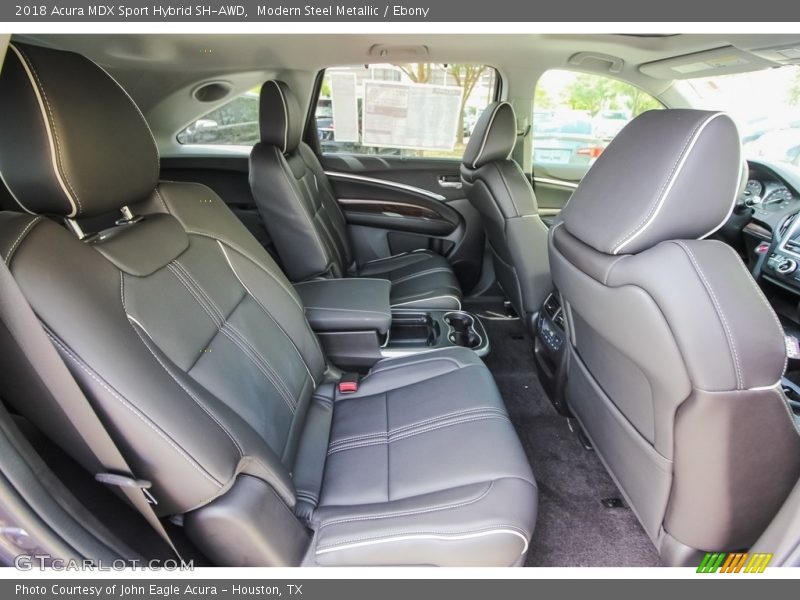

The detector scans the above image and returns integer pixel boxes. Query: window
[177,90,260,146]
[678,65,800,171]
[533,70,662,180]
[315,63,498,159]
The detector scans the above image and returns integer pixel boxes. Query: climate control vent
[542,294,561,320]
[779,212,799,239]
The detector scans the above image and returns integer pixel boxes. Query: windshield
[679,65,800,171]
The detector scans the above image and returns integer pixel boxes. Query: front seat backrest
[461,102,551,327]
[550,108,800,563]
[250,80,353,280]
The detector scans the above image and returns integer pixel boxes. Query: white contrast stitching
[328,407,507,448]
[675,241,743,389]
[612,113,724,254]
[13,45,82,216]
[320,482,494,528]
[3,217,41,264]
[316,525,529,555]
[327,414,510,455]
[218,240,321,386]
[127,315,245,458]
[47,332,221,487]
[389,268,454,286]
[725,242,789,376]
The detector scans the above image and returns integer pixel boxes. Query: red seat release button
[338,381,358,393]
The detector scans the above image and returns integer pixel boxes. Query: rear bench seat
[0,42,537,566]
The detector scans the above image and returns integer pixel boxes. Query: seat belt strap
[0,258,182,560]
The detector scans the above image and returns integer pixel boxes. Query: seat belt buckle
[96,473,158,505]
[337,373,360,394]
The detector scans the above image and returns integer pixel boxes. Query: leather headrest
[462,102,517,169]
[560,109,742,255]
[258,80,303,154]
[0,43,159,218]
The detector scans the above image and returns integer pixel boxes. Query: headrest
[0,43,159,218]
[258,80,303,154]
[462,102,517,169]
[560,109,742,255]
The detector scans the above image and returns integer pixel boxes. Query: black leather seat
[0,43,536,566]
[250,80,462,311]
[461,102,551,326]
[550,109,800,564]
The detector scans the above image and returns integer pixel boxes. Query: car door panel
[321,154,485,292]
[532,174,578,215]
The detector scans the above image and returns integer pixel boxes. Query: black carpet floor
[469,302,660,567]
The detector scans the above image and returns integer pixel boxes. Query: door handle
[438,176,463,190]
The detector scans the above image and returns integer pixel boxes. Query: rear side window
[533,70,662,181]
[177,90,260,146]
[315,63,498,159]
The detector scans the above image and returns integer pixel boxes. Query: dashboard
[741,162,800,236]
[738,159,800,296]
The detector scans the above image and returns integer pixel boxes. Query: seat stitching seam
[391,295,462,308]
[14,46,82,216]
[385,392,390,502]
[319,481,494,528]
[674,241,743,389]
[327,414,510,455]
[219,328,297,412]
[126,316,245,458]
[304,307,390,317]
[173,260,224,320]
[277,151,330,266]
[317,524,529,552]
[611,114,712,252]
[171,260,299,400]
[330,408,506,447]
[46,332,222,487]
[328,407,507,447]
[225,325,298,408]
[3,217,41,264]
[184,231,302,309]
[724,242,788,376]
[167,264,297,411]
[121,272,243,456]
[217,240,322,384]
[168,263,222,326]
[389,268,454,285]
[471,103,506,169]
[772,386,800,436]
[301,174,347,271]
[366,356,464,378]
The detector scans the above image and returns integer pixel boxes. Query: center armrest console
[294,279,392,335]
[294,279,489,372]
[294,278,391,371]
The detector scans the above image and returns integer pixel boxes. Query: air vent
[780,212,799,239]
[553,310,565,330]
[542,294,561,320]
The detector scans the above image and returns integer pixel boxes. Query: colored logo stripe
[697,552,773,573]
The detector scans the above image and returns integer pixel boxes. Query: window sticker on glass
[362,81,464,151]
[328,72,359,143]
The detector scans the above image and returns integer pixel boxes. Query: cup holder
[444,312,482,349]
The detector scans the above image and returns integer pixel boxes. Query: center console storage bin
[383,309,490,358]
[294,278,392,371]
